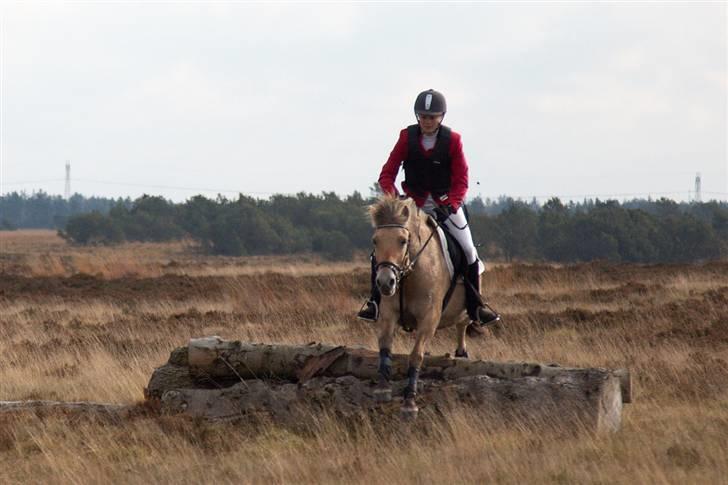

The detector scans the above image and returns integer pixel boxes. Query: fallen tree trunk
[145,337,632,433]
[160,372,623,433]
[146,337,632,403]
[0,400,130,416]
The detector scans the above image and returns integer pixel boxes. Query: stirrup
[476,305,501,327]
[357,300,379,322]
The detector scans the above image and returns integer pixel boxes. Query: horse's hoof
[373,386,392,403]
[400,399,419,419]
[454,349,469,359]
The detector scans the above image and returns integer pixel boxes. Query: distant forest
[0,192,131,230]
[2,190,727,263]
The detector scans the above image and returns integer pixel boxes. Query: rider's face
[417,113,443,135]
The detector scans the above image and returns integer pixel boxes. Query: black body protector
[402,124,453,202]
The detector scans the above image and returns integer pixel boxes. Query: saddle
[427,215,469,311]
[397,214,471,333]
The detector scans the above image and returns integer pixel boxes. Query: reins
[374,213,438,330]
[406,226,437,274]
[374,220,437,281]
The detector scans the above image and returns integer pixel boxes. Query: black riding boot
[465,261,500,326]
[357,253,381,322]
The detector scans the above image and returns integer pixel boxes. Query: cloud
[1,3,725,200]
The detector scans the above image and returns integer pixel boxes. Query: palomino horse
[369,195,472,416]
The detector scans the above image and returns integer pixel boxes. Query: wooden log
[145,337,632,404]
[159,371,623,433]
[144,356,196,400]
[0,400,129,415]
[143,337,632,433]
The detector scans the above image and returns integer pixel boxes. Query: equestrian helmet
[414,89,446,115]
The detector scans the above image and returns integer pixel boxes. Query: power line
[2,178,66,186]
[73,178,281,196]
[1,177,279,196]
[3,177,727,202]
[489,190,697,202]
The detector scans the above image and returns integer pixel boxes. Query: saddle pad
[436,226,455,279]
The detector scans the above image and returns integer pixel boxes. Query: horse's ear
[401,205,410,221]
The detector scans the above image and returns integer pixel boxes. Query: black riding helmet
[414,89,447,116]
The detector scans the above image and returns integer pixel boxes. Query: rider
[357,88,500,327]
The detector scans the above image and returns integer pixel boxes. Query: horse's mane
[369,195,414,227]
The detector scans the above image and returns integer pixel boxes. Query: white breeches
[422,197,484,273]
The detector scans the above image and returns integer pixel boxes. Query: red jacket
[378,127,469,210]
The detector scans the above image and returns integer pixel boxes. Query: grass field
[1,230,727,484]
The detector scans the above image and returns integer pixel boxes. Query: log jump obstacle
[144,337,632,433]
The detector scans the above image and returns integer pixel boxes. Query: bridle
[373,219,438,286]
[373,224,412,286]
[373,212,440,331]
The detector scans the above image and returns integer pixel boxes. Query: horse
[369,195,472,416]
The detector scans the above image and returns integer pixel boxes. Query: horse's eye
[399,238,407,246]
[372,238,378,246]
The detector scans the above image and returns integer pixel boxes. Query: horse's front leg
[401,315,438,417]
[374,316,396,403]
[455,317,469,359]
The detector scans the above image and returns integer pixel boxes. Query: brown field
[1,230,727,484]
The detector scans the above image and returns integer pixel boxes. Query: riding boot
[465,261,500,326]
[357,252,381,322]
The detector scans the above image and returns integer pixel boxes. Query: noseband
[373,220,438,284]
[374,224,411,284]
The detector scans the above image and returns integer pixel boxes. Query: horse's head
[369,196,415,297]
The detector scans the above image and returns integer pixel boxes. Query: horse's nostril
[389,278,395,286]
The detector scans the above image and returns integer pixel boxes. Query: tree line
[0,191,128,230]
[61,192,372,260]
[3,191,727,263]
[468,197,728,263]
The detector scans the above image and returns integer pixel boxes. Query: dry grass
[1,233,728,483]
[0,230,363,278]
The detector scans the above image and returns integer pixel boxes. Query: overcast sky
[1,2,726,203]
